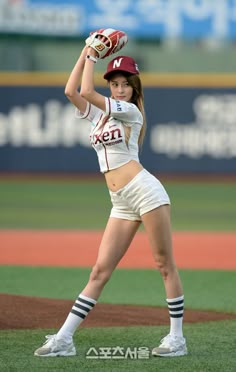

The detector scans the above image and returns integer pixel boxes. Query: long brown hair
[126,74,146,147]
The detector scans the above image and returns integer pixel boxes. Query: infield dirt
[1,230,236,330]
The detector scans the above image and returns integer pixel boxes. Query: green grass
[0,178,235,230]
[0,179,110,229]
[0,177,235,371]
[1,266,236,313]
[1,322,236,371]
[165,182,236,231]
[0,265,236,371]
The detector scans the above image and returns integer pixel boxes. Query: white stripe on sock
[79,293,97,305]
[166,295,184,303]
[75,299,93,310]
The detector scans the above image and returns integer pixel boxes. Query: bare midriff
[104,160,143,192]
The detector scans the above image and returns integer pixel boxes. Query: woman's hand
[87,46,99,58]
[87,35,110,59]
[81,45,89,57]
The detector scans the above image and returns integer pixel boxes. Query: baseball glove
[85,28,128,59]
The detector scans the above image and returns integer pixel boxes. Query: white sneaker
[152,334,187,357]
[34,334,76,357]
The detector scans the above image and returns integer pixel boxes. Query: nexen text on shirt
[91,127,122,145]
[75,97,143,173]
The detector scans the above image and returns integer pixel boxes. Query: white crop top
[75,97,143,173]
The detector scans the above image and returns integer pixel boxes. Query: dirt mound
[0,294,235,330]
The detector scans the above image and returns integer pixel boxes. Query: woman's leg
[34,217,140,357]
[141,205,187,356]
[82,217,141,299]
[56,217,140,339]
[141,205,182,298]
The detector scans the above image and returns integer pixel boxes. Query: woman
[34,41,187,358]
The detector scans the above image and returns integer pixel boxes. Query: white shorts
[109,169,170,221]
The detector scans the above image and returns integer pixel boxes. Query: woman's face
[109,73,133,102]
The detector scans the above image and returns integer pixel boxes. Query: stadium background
[0,1,236,371]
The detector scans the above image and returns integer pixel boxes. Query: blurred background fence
[1,0,236,175]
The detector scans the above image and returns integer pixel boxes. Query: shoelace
[160,334,181,347]
[160,334,171,344]
[161,334,184,348]
[43,334,56,345]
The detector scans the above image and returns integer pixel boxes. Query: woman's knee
[154,255,175,279]
[89,263,112,285]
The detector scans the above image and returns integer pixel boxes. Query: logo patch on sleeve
[115,101,122,111]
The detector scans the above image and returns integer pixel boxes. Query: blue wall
[0,84,236,174]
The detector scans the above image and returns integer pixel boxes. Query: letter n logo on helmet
[113,58,123,68]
